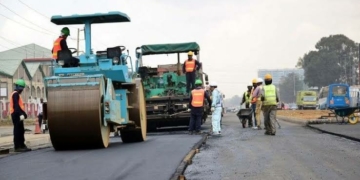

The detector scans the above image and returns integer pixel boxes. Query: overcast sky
[0,0,359,98]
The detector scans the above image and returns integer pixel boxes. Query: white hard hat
[210,81,217,87]
[257,78,263,83]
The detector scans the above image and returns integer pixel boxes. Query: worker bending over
[188,80,212,135]
[182,51,201,94]
[261,74,279,135]
[252,78,263,130]
[10,79,31,152]
[52,27,79,67]
[210,82,222,135]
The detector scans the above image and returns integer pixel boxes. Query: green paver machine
[134,42,210,131]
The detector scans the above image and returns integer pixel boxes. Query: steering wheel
[68,48,78,54]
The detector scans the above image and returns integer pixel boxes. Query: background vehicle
[349,86,360,107]
[296,91,317,110]
[317,84,350,110]
[134,42,210,131]
[43,11,147,150]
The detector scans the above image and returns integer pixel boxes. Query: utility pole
[77,28,84,56]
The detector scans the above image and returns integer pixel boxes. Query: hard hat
[61,27,70,36]
[188,51,193,56]
[257,78,263,83]
[264,73,272,80]
[195,79,202,85]
[14,79,25,87]
[252,78,257,83]
[210,81,217,87]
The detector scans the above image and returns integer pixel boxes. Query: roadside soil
[0,119,36,126]
[277,110,332,120]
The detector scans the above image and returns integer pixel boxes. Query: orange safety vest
[9,91,25,114]
[191,89,205,107]
[185,60,196,72]
[52,37,63,59]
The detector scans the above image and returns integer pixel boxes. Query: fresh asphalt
[0,126,209,180]
[185,114,360,180]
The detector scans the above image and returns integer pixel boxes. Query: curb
[306,124,360,142]
[170,133,208,180]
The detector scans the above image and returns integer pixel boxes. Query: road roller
[43,11,147,150]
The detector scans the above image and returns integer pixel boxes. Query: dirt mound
[277,110,331,120]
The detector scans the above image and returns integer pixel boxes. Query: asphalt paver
[185,114,360,180]
[0,133,203,180]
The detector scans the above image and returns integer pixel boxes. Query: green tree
[297,34,359,87]
[278,73,304,103]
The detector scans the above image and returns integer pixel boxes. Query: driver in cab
[52,27,79,67]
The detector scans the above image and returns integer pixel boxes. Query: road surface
[185,114,360,180]
[0,129,205,180]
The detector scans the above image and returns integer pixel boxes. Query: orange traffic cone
[34,119,42,134]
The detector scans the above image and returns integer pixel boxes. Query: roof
[140,42,200,56]
[51,11,131,25]
[25,62,45,78]
[0,59,32,79]
[0,43,52,60]
[23,58,52,62]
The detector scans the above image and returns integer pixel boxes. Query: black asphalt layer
[185,114,360,180]
[308,123,360,141]
[0,133,203,180]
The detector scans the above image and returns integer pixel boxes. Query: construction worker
[187,79,212,135]
[250,78,258,128]
[182,51,201,94]
[52,27,79,67]
[261,74,280,135]
[241,84,253,108]
[37,98,44,129]
[210,82,222,135]
[252,78,264,130]
[10,79,31,152]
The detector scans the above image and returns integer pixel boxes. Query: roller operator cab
[43,11,147,151]
[134,42,211,131]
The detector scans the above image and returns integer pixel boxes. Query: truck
[134,42,211,131]
[296,90,317,110]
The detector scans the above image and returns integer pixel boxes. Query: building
[24,58,53,77]
[0,44,52,119]
[258,68,306,87]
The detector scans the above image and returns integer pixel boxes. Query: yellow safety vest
[244,91,251,103]
[263,84,277,105]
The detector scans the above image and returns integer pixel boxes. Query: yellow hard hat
[188,51,193,56]
[264,74,272,80]
[252,78,257,83]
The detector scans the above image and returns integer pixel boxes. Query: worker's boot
[188,131,193,135]
[195,130,201,135]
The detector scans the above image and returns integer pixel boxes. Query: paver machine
[134,42,210,131]
[43,11,147,150]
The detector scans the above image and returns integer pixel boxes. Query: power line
[0,2,56,35]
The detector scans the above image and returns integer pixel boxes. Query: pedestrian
[210,81,222,135]
[187,79,212,135]
[10,79,31,152]
[253,78,264,130]
[38,98,44,130]
[261,74,279,136]
[250,78,258,128]
[182,51,201,94]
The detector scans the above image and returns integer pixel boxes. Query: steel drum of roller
[47,79,110,150]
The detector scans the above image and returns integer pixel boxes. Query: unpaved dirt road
[277,110,331,120]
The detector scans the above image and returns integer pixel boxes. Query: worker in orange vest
[182,51,202,94]
[250,78,258,128]
[52,27,79,67]
[10,79,31,152]
[187,79,211,135]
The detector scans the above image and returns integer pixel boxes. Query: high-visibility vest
[263,84,277,105]
[9,91,25,114]
[244,91,251,103]
[52,37,64,59]
[185,60,196,72]
[191,89,205,107]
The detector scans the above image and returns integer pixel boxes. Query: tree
[278,73,304,103]
[298,34,359,87]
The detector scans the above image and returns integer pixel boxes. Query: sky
[0,0,360,98]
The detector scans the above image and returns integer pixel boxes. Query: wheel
[348,113,359,124]
[120,78,147,143]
